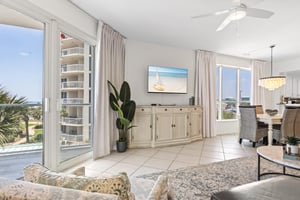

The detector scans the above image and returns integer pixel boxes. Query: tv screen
[148,65,188,94]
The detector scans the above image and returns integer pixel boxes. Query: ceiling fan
[192,2,274,32]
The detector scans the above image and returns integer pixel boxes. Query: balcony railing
[61,133,83,142]
[61,47,84,56]
[61,64,84,73]
[61,98,84,105]
[62,117,83,125]
[61,81,84,89]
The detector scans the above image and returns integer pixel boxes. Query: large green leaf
[107,80,119,100]
[122,100,136,122]
[109,93,119,111]
[120,81,131,103]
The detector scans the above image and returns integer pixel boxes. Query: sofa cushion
[147,175,174,200]
[0,177,118,200]
[24,163,134,200]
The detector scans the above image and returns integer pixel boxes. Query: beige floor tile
[224,153,247,160]
[168,161,197,170]
[183,142,203,150]
[202,145,223,153]
[159,146,183,153]
[174,154,200,165]
[179,148,202,156]
[152,151,178,160]
[122,154,150,165]
[143,158,173,170]
[85,159,117,172]
[102,152,130,161]
[201,151,224,160]
[105,162,139,176]
[133,148,159,157]
[223,147,246,154]
[199,157,224,165]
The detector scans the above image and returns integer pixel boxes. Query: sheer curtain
[93,22,125,159]
[251,60,272,108]
[194,50,216,138]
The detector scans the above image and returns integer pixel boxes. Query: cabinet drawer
[136,107,152,112]
[173,107,189,112]
[190,107,202,112]
[154,107,172,113]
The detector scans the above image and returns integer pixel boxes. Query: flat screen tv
[148,65,188,94]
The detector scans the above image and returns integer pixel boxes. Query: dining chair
[239,106,268,147]
[293,109,300,138]
[273,108,298,143]
[255,105,264,114]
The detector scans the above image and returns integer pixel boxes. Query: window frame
[216,64,251,121]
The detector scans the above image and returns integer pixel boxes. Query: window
[216,65,251,120]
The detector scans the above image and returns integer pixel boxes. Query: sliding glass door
[58,31,94,163]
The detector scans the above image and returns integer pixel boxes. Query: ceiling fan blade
[192,9,230,19]
[246,8,274,18]
[216,16,232,32]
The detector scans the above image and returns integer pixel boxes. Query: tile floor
[70,134,259,178]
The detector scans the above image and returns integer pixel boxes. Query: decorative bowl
[265,109,278,116]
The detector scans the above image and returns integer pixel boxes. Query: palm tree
[0,86,26,146]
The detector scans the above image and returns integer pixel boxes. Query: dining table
[257,113,282,146]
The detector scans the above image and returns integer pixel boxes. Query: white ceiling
[71,0,300,62]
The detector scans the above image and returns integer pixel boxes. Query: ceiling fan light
[228,10,246,21]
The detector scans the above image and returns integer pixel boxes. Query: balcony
[61,81,84,90]
[61,133,83,142]
[62,117,83,125]
[61,47,84,57]
[61,98,84,105]
[61,64,84,73]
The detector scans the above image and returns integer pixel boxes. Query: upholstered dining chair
[239,106,268,147]
[255,105,264,114]
[273,108,298,143]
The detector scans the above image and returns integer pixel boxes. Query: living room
[1,0,300,199]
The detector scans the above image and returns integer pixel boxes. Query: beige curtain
[251,60,272,108]
[195,50,216,138]
[93,22,125,159]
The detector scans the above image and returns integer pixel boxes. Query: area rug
[136,155,300,200]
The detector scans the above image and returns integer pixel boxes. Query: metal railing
[61,134,83,142]
[61,47,84,56]
[61,81,84,89]
[61,98,84,104]
[61,64,84,73]
[62,117,83,125]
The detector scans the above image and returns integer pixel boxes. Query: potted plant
[107,80,136,152]
[285,136,300,155]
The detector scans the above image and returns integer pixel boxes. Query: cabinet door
[173,113,188,139]
[131,111,152,144]
[190,112,202,138]
[155,113,173,141]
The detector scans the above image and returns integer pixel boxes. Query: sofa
[0,163,173,200]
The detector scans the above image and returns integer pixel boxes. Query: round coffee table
[257,146,300,180]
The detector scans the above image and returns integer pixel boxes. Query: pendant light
[259,45,286,91]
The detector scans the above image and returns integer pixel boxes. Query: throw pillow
[24,163,134,200]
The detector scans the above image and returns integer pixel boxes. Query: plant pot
[116,141,127,153]
[286,144,299,155]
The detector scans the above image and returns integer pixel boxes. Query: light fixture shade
[259,45,286,91]
[259,75,286,91]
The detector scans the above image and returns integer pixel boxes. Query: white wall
[125,40,254,135]
[125,40,195,106]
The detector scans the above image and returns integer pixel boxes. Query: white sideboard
[129,105,202,148]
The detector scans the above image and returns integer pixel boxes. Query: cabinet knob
[165,108,168,111]
[141,108,144,111]
[180,108,182,111]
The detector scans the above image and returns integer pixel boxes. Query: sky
[0,24,43,102]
